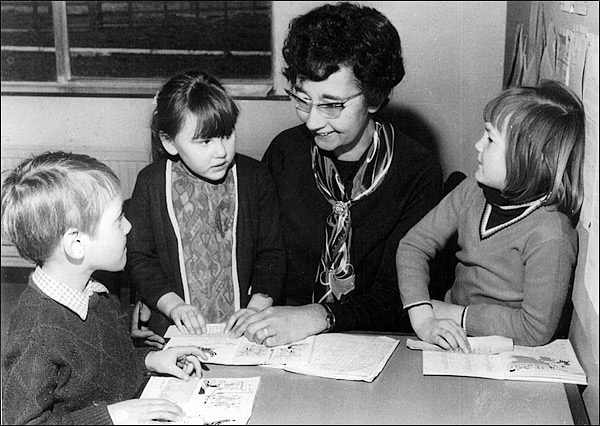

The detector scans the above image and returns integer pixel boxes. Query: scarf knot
[332,201,349,216]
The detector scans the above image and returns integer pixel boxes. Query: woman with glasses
[228,2,443,346]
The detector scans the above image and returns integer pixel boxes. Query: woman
[229,2,443,346]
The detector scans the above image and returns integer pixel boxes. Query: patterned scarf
[169,160,239,323]
[311,120,394,303]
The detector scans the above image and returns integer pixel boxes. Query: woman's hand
[225,306,260,335]
[225,293,273,335]
[130,301,165,349]
[145,346,208,381]
[230,304,327,346]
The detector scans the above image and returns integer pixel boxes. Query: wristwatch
[322,303,336,332]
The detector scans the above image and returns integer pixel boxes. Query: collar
[32,267,109,320]
[479,186,546,239]
[481,184,546,207]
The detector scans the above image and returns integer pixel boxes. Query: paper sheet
[140,376,260,425]
[284,333,399,382]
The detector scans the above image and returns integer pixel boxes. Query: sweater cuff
[71,402,113,425]
[404,301,433,311]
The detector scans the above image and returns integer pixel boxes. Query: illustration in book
[140,376,261,425]
[409,337,587,385]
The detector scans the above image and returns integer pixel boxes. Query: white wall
[504,2,600,423]
[271,1,507,177]
[1,1,507,187]
[0,96,301,198]
[0,97,301,162]
[364,1,506,178]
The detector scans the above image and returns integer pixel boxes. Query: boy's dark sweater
[2,280,152,425]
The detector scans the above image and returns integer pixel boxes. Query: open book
[407,335,514,354]
[164,325,399,382]
[163,324,314,366]
[140,376,260,425]
[283,333,399,382]
[409,336,587,385]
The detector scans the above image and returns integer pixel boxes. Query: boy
[1,151,206,424]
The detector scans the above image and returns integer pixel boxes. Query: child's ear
[159,132,179,156]
[63,228,85,261]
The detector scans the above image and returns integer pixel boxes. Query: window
[1,1,272,96]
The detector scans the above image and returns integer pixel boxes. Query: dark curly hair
[282,2,404,110]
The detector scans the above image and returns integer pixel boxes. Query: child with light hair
[397,80,585,351]
[2,151,206,424]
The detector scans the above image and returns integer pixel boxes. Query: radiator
[1,146,150,200]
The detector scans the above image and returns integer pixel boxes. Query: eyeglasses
[284,88,363,119]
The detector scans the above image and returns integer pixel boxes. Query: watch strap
[321,303,336,332]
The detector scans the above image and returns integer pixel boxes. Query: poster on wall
[560,1,589,16]
[568,25,589,97]
[556,28,571,84]
[581,33,599,315]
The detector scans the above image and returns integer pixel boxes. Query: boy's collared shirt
[31,266,109,320]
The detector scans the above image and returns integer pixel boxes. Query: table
[197,333,583,425]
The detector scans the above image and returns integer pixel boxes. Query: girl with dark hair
[127,70,285,337]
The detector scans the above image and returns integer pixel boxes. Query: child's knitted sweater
[398,177,577,346]
[2,280,152,424]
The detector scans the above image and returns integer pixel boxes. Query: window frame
[0,1,275,98]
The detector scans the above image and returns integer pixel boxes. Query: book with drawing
[163,324,315,367]
[409,336,587,385]
[164,325,399,382]
[140,376,260,425]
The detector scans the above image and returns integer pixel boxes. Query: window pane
[1,1,56,82]
[66,1,271,80]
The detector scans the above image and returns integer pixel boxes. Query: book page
[422,351,504,380]
[140,374,200,405]
[166,335,248,364]
[284,334,399,382]
[164,327,314,366]
[501,340,588,385]
[422,339,587,385]
[407,335,514,354]
[141,376,260,425]
[164,323,229,338]
[164,328,400,382]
